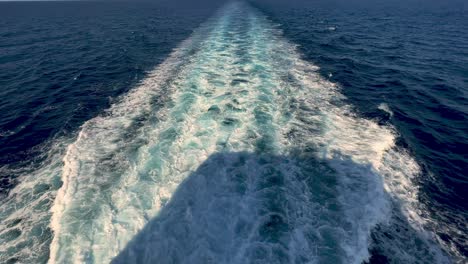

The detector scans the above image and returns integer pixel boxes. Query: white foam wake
[48,2,451,263]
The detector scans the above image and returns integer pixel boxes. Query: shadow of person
[111,150,449,264]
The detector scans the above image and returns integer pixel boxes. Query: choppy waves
[0,1,459,263]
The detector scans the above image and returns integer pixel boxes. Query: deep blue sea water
[0,0,466,263]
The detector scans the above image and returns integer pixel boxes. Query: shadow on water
[111,149,448,264]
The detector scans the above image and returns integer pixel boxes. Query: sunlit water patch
[0,1,455,263]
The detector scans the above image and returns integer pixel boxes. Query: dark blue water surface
[0,0,467,262]
[252,0,468,258]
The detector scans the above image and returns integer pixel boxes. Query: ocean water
[0,1,466,263]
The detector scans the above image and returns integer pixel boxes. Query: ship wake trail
[0,1,452,264]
